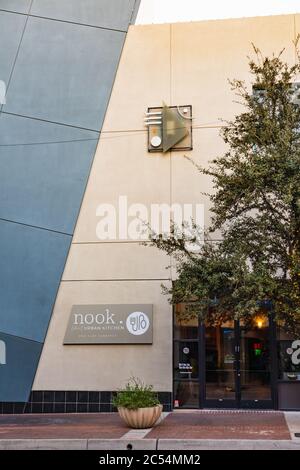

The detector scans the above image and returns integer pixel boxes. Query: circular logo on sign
[183,347,189,354]
[126,312,150,336]
[286,347,293,355]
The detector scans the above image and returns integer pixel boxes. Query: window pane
[205,323,236,400]
[174,303,198,339]
[174,381,199,408]
[277,327,294,341]
[240,313,269,329]
[174,341,198,379]
[277,335,300,380]
[206,371,236,400]
[205,324,235,371]
[240,371,271,400]
[240,324,271,400]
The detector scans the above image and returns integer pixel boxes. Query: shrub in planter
[113,377,162,429]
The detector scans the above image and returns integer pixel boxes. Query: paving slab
[0,413,129,439]
[284,412,300,439]
[0,439,87,450]
[157,439,300,450]
[147,410,291,440]
[88,439,157,450]
[0,410,298,447]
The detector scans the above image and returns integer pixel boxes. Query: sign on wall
[63,304,153,345]
[145,103,193,153]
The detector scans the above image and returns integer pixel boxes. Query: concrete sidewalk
[0,438,300,450]
[0,410,299,450]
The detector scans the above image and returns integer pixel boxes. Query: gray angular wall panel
[0,11,27,85]
[0,220,71,342]
[31,0,137,31]
[0,0,141,402]
[5,17,125,130]
[0,113,99,145]
[0,136,98,234]
[0,0,31,14]
[0,332,42,402]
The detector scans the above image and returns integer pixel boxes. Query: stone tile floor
[147,410,291,440]
[0,413,129,439]
[0,410,296,440]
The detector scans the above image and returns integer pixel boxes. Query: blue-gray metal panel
[0,0,138,403]
[0,113,99,145]
[0,11,27,85]
[130,0,141,24]
[0,117,98,233]
[0,0,31,14]
[31,0,136,31]
[0,220,71,342]
[0,332,42,402]
[5,17,125,130]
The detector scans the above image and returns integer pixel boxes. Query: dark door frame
[202,318,276,409]
[173,311,278,409]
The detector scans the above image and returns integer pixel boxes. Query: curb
[0,439,88,450]
[157,439,300,450]
[0,438,300,450]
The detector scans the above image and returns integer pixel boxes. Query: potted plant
[113,377,163,429]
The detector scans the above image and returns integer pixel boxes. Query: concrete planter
[118,404,163,429]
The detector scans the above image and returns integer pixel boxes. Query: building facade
[0,0,141,406]
[1,7,300,412]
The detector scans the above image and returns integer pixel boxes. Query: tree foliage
[150,45,300,334]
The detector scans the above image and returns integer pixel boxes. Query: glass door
[173,304,200,408]
[204,322,238,408]
[204,317,274,408]
[239,317,273,408]
[173,304,276,409]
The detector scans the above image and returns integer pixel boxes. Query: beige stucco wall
[33,14,299,392]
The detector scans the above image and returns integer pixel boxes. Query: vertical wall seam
[294,14,297,65]
[169,23,173,280]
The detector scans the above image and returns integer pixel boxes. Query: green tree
[150,45,300,334]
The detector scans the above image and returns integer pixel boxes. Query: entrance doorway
[173,305,277,409]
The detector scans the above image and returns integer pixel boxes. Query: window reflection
[240,324,271,400]
[174,341,198,380]
[173,304,275,407]
[174,303,198,339]
[205,323,236,400]
[174,381,199,408]
[277,328,300,381]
